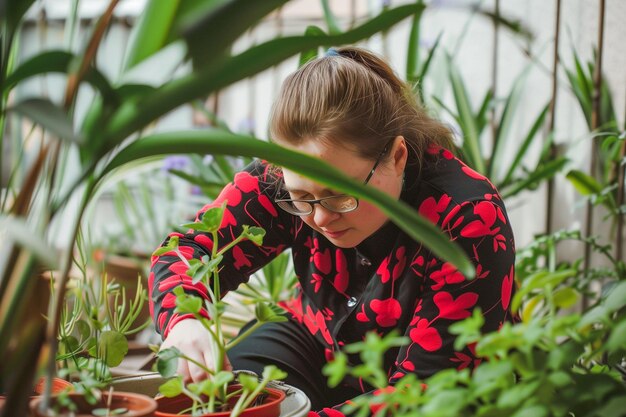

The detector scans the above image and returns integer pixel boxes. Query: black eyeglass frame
[274,142,391,216]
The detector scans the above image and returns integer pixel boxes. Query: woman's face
[279,137,407,248]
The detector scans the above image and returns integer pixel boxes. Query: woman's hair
[269,46,455,165]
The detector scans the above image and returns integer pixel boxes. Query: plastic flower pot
[154,385,286,417]
[30,391,157,417]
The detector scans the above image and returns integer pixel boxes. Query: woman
[150,46,516,415]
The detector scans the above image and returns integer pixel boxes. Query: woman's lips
[323,229,348,239]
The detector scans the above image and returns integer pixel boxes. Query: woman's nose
[312,205,340,228]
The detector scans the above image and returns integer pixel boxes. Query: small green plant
[322,229,626,417]
[153,202,288,416]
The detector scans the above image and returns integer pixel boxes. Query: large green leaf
[490,67,532,180]
[121,0,182,72]
[503,157,568,199]
[320,0,342,35]
[94,4,424,151]
[8,98,81,143]
[566,169,603,196]
[2,0,36,35]
[99,131,475,278]
[3,50,117,103]
[446,54,484,173]
[182,0,289,68]
[500,104,550,187]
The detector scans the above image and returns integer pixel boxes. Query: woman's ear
[391,135,408,176]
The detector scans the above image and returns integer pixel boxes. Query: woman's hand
[159,319,232,382]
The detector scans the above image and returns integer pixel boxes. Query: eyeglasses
[275,144,390,216]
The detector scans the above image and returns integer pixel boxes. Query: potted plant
[152,203,289,417]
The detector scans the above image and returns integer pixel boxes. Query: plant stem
[225,320,263,351]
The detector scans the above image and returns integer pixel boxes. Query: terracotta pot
[33,377,74,395]
[154,386,286,417]
[30,391,157,417]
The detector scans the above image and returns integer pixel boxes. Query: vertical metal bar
[490,0,500,152]
[583,0,606,303]
[545,0,561,234]
[616,89,626,263]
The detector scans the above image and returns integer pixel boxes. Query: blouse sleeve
[149,160,295,338]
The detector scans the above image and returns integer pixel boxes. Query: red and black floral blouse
[150,146,516,416]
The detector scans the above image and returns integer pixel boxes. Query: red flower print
[409,318,442,351]
[258,194,278,217]
[419,195,452,225]
[220,183,242,207]
[502,265,514,309]
[311,273,323,293]
[232,245,252,270]
[461,201,501,238]
[220,208,237,228]
[377,255,391,283]
[333,250,349,293]
[234,171,260,194]
[303,306,333,344]
[450,351,473,370]
[433,291,479,320]
[194,234,214,251]
[162,293,177,309]
[475,263,490,279]
[429,262,465,291]
[401,360,415,371]
[356,305,369,322]
[392,246,407,281]
[441,204,464,230]
[318,409,346,417]
[168,260,190,275]
[279,293,304,322]
[313,248,332,274]
[324,348,335,362]
[493,234,507,252]
[370,298,402,327]
[461,166,486,180]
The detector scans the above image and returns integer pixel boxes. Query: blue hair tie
[325,47,340,57]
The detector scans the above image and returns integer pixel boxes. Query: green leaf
[604,281,626,313]
[183,0,289,68]
[175,292,203,315]
[262,364,287,381]
[446,54,484,173]
[255,302,287,323]
[605,320,626,352]
[491,67,532,180]
[94,4,425,149]
[500,103,550,187]
[159,376,184,397]
[591,395,626,417]
[552,287,579,309]
[157,348,181,377]
[8,98,81,143]
[4,50,117,102]
[320,0,342,35]
[322,352,348,388]
[566,169,603,196]
[0,215,59,269]
[181,222,211,232]
[298,26,324,67]
[242,226,266,246]
[201,205,225,232]
[237,372,259,391]
[98,132,475,277]
[121,0,182,71]
[3,0,37,35]
[503,157,568,199]
[510,405,548,417]
[99,331,128,367]
[213,371,235,388]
